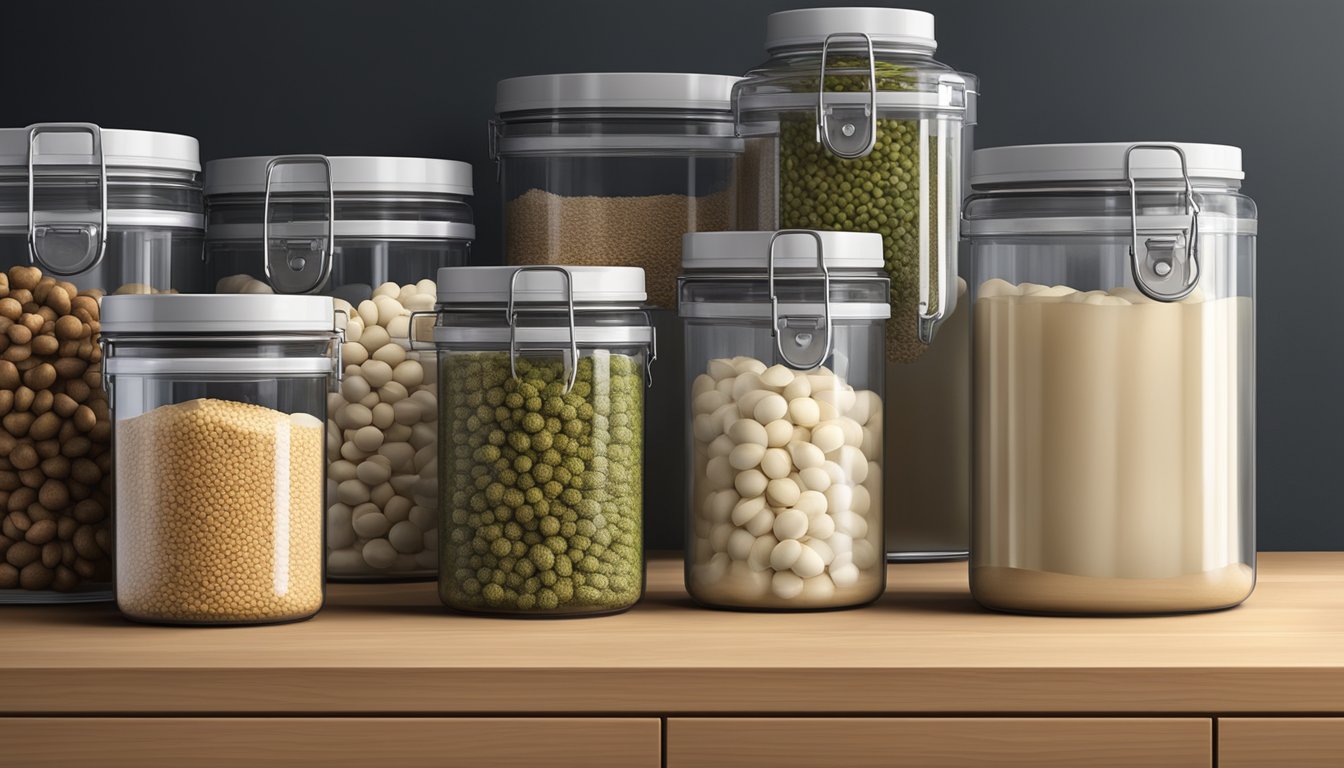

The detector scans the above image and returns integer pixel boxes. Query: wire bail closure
[263,154,335,294]
[507,266,580,393]
[769,230,833,371]
[816,32,878,159]
[26,123,108,276]
[1126,143,1201,302]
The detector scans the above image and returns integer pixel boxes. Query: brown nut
[19,561,53,590]
[25,518,56,546]
[25,504,51,523]
[8,487,35,512]
[81,369,99,389]
[71,295,98,319]
[0,516,18,540]
[57,421,76,443]
[39,457,69,480]
[0,272,9,295]
[36,307,56,324]
[0,390,12,417]
[73,558,95,578]
[52,393,77,418]
[45,286,71,316]
[73,500,104,524]
[12,387,32,412]
[31,390,52,415]
[89,421,110,442]
[2,345,29,363]
[57,517,76,541]
[72,405,96,433]
[18,469,43,489]
[8,266,40,291]
[34,439,57,460]
[94,526,110,553]
[53,315,82,340]
[20,313,42,335]
[6,324,30,345]
[8,289,32,308]
[38,480,68,511]
[60,436,90,458]
[0,563,16,589]
[54,357,88,382]
[60,540,75,565]
[41,540,60,569]
[51,564,78,592]
[0,472,18,492]
[6,540,39,568]
[70,458,99,486]
[0,360,18,389]
[8,509,30,532]
[72,525,99,559]
[0,298,20,322]
[28,411,60,441]
[31,335,58,357]
[9,443,37,470]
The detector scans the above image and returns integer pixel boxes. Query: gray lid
[495,73,739,114]
[437,266,646,305]
[101,294,339,334]
[682,230,884,271]
[0,125,200,172]
[971,142,1244,187]
[765,7,936,52]
[205,156,473,197]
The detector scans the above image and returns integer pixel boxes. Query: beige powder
[115,398,325,623]
[972,281,1253,613]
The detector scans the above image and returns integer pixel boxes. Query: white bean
[771,571,805,599]
[759,447,791,480]
[772,507,809,540]
[734,468,768,498]
[727,418,768,447]
[791,545,825,579]
[753,393,788,423]
[766,477,801,508]
[769,539,803,570]
[727,528,756,561]
[764,419,794,448]
[730,495,766,527]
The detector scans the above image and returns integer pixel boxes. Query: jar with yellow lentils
[100,294,341,625]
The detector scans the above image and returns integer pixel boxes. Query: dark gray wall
[4,0,1340,550]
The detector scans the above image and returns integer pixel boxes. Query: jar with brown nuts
[102,294,341,625]
[0,124,204,602]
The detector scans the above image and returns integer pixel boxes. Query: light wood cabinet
[667,718,1212,768]
[1219,718,1344,767]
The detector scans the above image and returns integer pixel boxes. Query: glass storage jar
[101,294,341,625]
[494,73,742,553]
[965,142,1256,614]
[433,266,654,617]
[680,230,889,610]
[0,123,204,603]
[205,155,473,581]
[734,8,974,561]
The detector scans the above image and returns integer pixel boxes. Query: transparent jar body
[736,45,970,561]
[106,337,333,625]
[966,186,1257,614]
[435,309,650,616]
[206,196,471,582]
[0,174,203,602]
[680,274,887,609]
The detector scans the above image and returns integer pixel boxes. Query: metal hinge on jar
[816,32,878,159]
[263,154,335,294]
[26,123,108,276]
[1126,143,1201,302]
[769,230,833,370]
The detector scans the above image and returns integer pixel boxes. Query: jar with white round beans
[680,230,889,609]
[203,155,473,580]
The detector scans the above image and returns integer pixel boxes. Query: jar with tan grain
[0,123,204,603]
[101,294,340,625]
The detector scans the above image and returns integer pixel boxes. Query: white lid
[205,156,474,197]
[971,142,1245,187]
[766,7,936,52]
[495,73,739,114]
[101,294,338,334]
[682,230,884,271]
[437,266,646,305]
[0,125,200,172]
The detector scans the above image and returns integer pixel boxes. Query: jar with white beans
[203,155,473,580]
[679,230,889,609]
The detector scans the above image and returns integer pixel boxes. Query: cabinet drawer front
[1220,718,1344,768]
[0,717,661,768]
[667,717,1211,768]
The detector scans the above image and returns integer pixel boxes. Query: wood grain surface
[1,553,1341,715]
[0,718,661,768]
[666,718,1212,768]
[1218,718,1344,767]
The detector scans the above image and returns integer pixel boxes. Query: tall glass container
[965,142,1256,614]
[205,155,473,581]
[433,266,654,617]
[0,123,203,602]
[681,231,889,609]
[734,8,973,560]
[101,294,341,624]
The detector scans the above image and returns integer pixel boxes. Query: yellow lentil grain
[115,398,325,623]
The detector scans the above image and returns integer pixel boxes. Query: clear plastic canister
[680,231,889,610]
[433,266,654,617]
[965,142,1257,614]
[0,123,204,602]
[204,155,474,582]
[101,294,341,625]
[734,8,974,561]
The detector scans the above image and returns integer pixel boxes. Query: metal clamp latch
[507,266,580,393]
[769,230,833,371]
[1126,143,1201,302]
[263,155,335,294]
[816,32,878,159]
[27,123,108,276]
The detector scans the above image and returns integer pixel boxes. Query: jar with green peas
[735,7,977,562]
[432,266,654,616]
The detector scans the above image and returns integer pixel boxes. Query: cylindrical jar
[0,123,204,602]
[965,142,1256,614]
[734,8,974,561]
[434,266,654,616]
[101,294,341,624]
[205,155,473,581]
[680,230,889,610]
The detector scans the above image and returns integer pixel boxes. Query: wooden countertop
[6,552,1343,716]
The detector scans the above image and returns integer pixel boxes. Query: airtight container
[433,266,654,617]
[494,73,741,553]
[101,294,341,625]
[965,142,1256,615]
[734,8,974,561]
[205,155,473,581]
[0,123,204,603]
[680,230,888,610]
